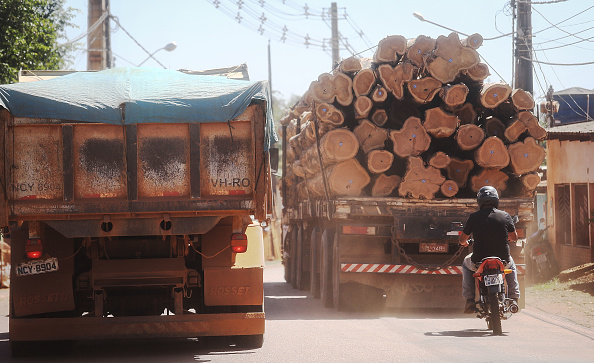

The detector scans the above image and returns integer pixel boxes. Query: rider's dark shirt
[463,207,515,264]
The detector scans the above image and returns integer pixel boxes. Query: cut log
[316,103,345,126]
[461,33,483,49]
[408,77,442,104]
[446,157,474,187]
[292,160,306,178]
[440,83,469,108]
[480,83,512,109]
[508,137,546,175]
[456,124,485,150]
[352,68,376,97]
[373,35,407,63]
[398,156,446,199]
[306,159,370,197]
[371,85,388,103]
[389,116,432,157]
[521,172,541,191]
[426,32,480,83]
[406,35,436,67]
[423,107,459,138]
[353,119,389,153]
[367,149,394,174]
[440,180,459,197]
[289,134,303,157]
[309,72,354,106]
[504,111,547,142]
[377,63,415,100]
[300,128,359,175]
[339,56,362,75]
[451,102,477,125]
[470,168,509,193]
[354,96,373,119]
[511,88,535,111]
[371,109,388,127]
[475,136,510,169]
[484,116,506,140]
[428,151,451,169]
[371,173,402,197]
[463,63,490,82]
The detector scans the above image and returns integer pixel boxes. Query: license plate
[484,273,503,286]
[535,254,547,264]
[16,257,59,276]
[419,242,449,253]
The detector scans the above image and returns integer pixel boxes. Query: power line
[521,56,594,66]
[109,15,168,68]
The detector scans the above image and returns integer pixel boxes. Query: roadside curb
[523,304,594,340]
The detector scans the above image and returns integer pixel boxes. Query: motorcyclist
[458,186,520,313]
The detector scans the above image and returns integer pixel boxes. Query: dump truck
[280,33,541,311]
[0,67,276,354]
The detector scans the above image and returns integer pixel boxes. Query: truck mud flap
[9,312,265,341]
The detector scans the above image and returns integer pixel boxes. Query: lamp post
[138,41,177,68]
[412,12,469,36]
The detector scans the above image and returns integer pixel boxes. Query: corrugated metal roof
[554,87,594,95]
[547,120,594,141]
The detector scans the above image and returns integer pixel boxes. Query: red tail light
[231,233,248,253]
[25,238,43,259]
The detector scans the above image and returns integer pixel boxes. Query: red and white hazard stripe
[341,263,526,275]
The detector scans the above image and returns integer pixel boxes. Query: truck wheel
[320,228,335,308]
[235,334,264,349]
[332,233,347,311]
[296,225,310,291]
[290,227,298,288]
[310,227,321,299]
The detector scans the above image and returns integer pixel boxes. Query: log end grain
[428,151,451,169]
[508,137,546,175]
[456,124,485,150]
[390,116,432,157]
[480,83,513,109]
[374,35,408,63]
[440,179,459,197]
[371,173,402,197]
[354,119,389,154]
[475,136,510,169]
[367,149,395,174]
[470,168,509,193]
[353,68,376,97]
[424,107,459,138]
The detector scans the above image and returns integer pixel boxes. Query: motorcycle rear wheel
[489,293,502,335]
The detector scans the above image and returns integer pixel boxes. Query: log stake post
[311,101,332,218]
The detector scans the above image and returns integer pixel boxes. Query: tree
[0,0,76,84]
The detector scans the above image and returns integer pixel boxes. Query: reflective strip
[341,263,526,275]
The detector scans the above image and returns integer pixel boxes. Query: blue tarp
[0,67,277,149]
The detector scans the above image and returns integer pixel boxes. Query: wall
[546,139,594,269]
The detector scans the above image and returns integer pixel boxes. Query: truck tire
[235,334,264,349]
[320,228,335,308]
[332,233,347,311]
[310,227,321,299]
[296,225,310,291]
[290,226,298,288]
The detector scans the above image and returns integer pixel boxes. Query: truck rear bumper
[9,312,265,341]
[340,264,525,309]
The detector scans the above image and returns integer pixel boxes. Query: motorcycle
[527,226,558,282]
[472,256,519,335]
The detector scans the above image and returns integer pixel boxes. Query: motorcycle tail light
[504,269,513,274]
[231,233,248,253]
[25,238,43,259]
[484,259,503,270]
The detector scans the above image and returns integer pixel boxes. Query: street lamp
[411,12,469,36]
[138,41,177,68]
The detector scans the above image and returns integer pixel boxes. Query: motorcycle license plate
[16,257,59,276]
[484,274,503,286]
[535,254,547,264]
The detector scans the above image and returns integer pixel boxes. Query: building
[546,121,594,269]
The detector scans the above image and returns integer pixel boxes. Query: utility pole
[87,0,107,70]
[514,0,533,95]
[105,0,112,68]
[331,2,339,69]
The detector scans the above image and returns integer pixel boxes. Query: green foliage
[0,0,77,84]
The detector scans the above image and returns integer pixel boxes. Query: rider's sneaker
[464,299,476,314]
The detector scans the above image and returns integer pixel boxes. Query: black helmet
[477,186,499,208]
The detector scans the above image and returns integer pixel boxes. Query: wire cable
[109,15,167,68]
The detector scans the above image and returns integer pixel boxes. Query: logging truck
[0,67,276,355]
[280,33,542,310]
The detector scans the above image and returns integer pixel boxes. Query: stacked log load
[280,32,546,201]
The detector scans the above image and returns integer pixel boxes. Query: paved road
[0,262,592,362]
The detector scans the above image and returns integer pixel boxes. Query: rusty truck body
[280,127,533,311]
[0,67,276,354]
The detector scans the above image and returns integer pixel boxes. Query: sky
[62,0,594,105]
